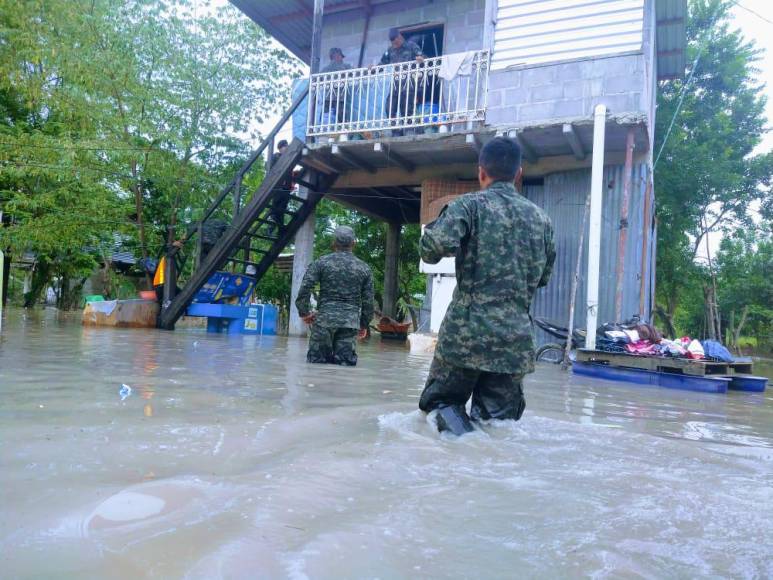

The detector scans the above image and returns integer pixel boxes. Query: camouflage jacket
[322,61,353,73]
[421,181,556,374]
[379,40,423,65]
[187,218,228,250]
[296,250,375,329]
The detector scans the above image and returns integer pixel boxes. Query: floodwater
[2,309,773,579]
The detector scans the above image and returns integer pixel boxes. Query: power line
[654,3,727,169]
[731,1,773,25]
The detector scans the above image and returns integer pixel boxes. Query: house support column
[383,222,400,318]
[289,187,316,336]
[585,104,607,349]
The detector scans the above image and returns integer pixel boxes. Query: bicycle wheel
[536,343,565,364]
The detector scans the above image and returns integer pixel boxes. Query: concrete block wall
[485,53,649,128]
[319,0,486,70]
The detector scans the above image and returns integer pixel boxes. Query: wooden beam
[310,0,325,75]
[372,187,420,203]
[332,144,376,173]
[509,129,537,164]
[373,142,415,172]
[466,132,482,154]
[327,192,409,223]
[299,149,337,174]
[270,0,365,23]
[395,186,421,198]
[562,123,585,160]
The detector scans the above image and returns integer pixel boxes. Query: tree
[654,0,773,336]
[0,0,301,305]
[715,230,772,351]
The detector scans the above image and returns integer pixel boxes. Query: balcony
[307,50,490,139]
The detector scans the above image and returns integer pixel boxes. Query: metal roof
[656,0,687,79]
[233,0,686,78]
[230,0,398,64]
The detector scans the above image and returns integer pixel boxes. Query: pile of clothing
[598,325,735,363]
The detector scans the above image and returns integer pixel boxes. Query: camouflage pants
[307,325,358,366]
[419,354,526,421]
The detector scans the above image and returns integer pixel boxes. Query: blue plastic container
[186,302,278,335]
[572,361,731,394]
[193,271,255,306]
[728,375,768,392]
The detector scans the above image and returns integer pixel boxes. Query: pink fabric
[625,340,658,355]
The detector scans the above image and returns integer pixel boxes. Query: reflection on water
[2,308,773,578]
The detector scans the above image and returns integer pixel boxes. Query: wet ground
[2,308,773,578]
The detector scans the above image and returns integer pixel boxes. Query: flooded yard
[2,308,773,578]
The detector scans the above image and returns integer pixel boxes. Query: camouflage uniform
[186,218,228,262]
[379,40,423,65]
[321,59,353,123]
[295,237,375,366]
[418,181,556,421]
[379,40,424,127]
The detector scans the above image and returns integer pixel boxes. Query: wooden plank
[509,129,537,164]
[332,144,376,173]
[729,361,754,375]
[575,349,730,377]
[373,142,415,172]
[562,123,586,160]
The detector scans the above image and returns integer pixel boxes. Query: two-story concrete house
[158,0,686,343]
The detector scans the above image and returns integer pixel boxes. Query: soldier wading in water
[296,226,375,366]
[419,137,556,435]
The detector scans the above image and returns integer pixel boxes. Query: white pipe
[585,104,607,349]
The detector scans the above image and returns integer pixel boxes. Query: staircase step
[228,257,263,268]
[157,137,333,331]
[247,233,280,242]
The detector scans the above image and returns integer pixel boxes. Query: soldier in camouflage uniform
[321,48,353,124]
[377,28,424,134]
[296,226,375,366]
[419,137,556,435]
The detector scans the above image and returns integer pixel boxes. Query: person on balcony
[377,28,424,136]
[321,47,352,125]
[417,137,556,435]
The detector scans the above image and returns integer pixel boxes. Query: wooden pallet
[576,349,753,377]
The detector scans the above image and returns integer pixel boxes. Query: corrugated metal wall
[492,0,645,70]
[525,163,653,346]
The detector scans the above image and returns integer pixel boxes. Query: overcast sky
[730,1,773,154]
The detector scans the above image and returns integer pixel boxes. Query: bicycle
[534,315,642,364]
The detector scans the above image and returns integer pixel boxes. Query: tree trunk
[23,260,51,308]
[655,305,677,339]
[131,160,151,289]
[733,305,749,355]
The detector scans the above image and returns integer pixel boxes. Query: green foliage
[0,0,300,306]
[654,0,773,340]
[715,230,773,347]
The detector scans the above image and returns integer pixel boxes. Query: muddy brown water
[2,308,772,578]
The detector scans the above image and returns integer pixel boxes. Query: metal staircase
[157,88,336,330]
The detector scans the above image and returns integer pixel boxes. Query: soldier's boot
[470,374,526,422]
[435,405,475,435]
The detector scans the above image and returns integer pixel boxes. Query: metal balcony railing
[307,50,489,138]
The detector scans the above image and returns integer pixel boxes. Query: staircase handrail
[178,84,310,247]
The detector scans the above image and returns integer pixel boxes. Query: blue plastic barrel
[261,304,278,335]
